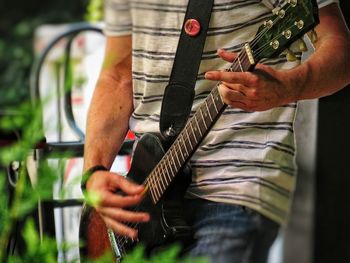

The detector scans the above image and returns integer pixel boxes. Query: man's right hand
[86,171,150,240]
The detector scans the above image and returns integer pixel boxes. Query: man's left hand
[205,49,300,112]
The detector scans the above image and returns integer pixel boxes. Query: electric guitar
[79,0,320,261]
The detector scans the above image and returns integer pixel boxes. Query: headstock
[250,0,319,62]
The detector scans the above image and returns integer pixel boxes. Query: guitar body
[79,133,192,261]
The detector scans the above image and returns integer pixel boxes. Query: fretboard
[145,45,255,204]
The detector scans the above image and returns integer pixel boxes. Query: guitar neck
[145,46,255,204]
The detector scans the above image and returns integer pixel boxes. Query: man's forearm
[84,54,133,171]
[292,4,350,101]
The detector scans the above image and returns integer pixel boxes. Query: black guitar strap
[159,0,214,140]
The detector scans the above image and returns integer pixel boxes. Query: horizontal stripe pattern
[104,0,336,224]
[211,121,294,133]
[189,176,290,197]
[190,158,295,175]
[199,140,295,155]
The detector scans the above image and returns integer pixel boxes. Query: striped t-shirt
[104,0,338,224]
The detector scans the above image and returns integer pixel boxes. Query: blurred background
[0,0,349,262]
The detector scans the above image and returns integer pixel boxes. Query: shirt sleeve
[103,0,132,36]
[317,0,339,9]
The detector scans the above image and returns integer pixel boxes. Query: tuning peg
[285,48,297,62]
[310,29,318,44]
[297,38,308,52]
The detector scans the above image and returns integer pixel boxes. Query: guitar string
[114,1,298,250]
[249,5,306,58]
[250,3,292,48]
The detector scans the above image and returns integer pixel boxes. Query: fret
[202,104,211,122]
[155,173,164,197]
[153,174,162,200]
[165,154,176,177]
[194,117,203,137]
[189,121,198,144]
[164,150,181,181]
[237,56,244,72]
[163,162,172,181]
[199,107,208,129]
[149,175,160,201]
[213,87,224,108]
[153,174,162,198]
[205,101,213,122]
[171,155,179,171]
[157,167,167,191]
[162,162,172,183]
[178,135,189,157]
[176,143,185,163]
[185,126,194,150]
[152,187,160,203]
[148,180,156,203]
[207,95,220,121]
[210,92,219,113]
[160,169,170,188]
[174,147,182,167]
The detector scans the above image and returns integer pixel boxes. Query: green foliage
[0,105,207,262]
[85,0,103,22]
[0,102,55,261]
[79,244,209,263]
[7,219,58,263]
[0,0,86,107]
[0,20,34,106]
[122,245,209,263]
[0,103,44,164]
[0,173,10,234]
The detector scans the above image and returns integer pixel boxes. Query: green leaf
[22,219,40,255]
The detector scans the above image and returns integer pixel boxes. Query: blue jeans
[184,199,279,263]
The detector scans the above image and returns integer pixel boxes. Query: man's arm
[205,3,350,111]
[84,36,133,170]
[295,3,350,99]
[84,36,149,239]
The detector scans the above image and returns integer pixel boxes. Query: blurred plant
[0,0,86,108]
[0,103,208,261]
[0,102,59,262]
[0,93,207,263]
[7,219,58,263]
[85,0,103,22]
[122,245,208,263]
